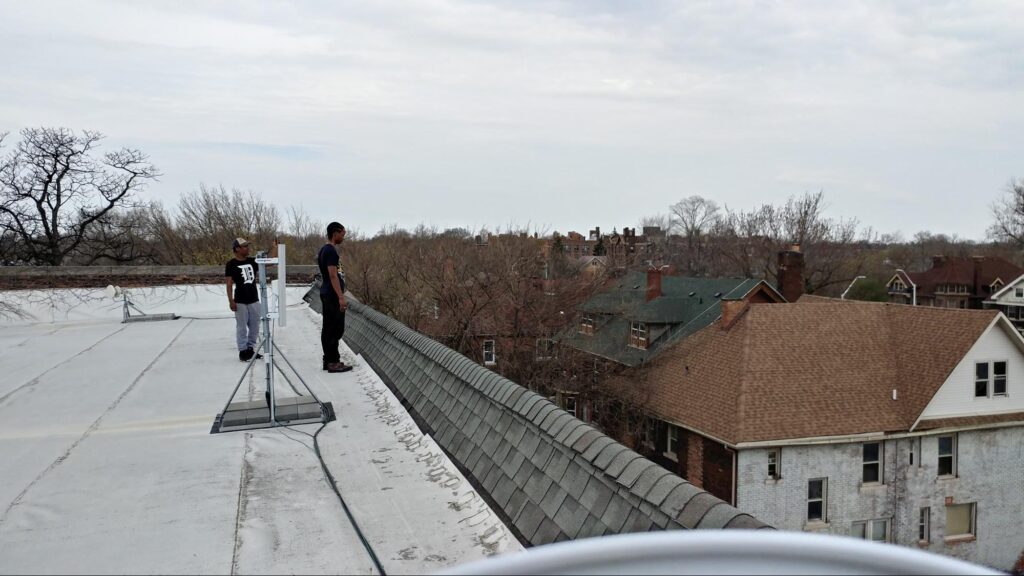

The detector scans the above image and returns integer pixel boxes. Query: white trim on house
[886,271,915,291]
[988,273,1024,301]
[911,314,1024,430]
[737,280,786,303]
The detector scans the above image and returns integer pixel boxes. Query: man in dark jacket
[318,222,352,373]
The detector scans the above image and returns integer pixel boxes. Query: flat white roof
[0,286,521,574]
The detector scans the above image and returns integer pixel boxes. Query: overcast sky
[1,1,1022,240]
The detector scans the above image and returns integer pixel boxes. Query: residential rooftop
[562,271,781,366]
[634,297,1024,445]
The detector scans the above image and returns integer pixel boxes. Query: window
[483,340,496,366]
[664,425,679,461]
[536,338,555,361]
[629,321,649,349]
[994,361,1007,396]
[807,478,827,523]
[580,314,595,335]
[564,396,577,417]
[976,361,1008,398]
[863,442,882,483]
[938,434,957,477]
[767,449,780,479]
[975,362,989,397]
[1016,288,1023,298]
[891,278,906,292]
[919,507,931,544]
[851,519,889,542]
[945,503,976,539]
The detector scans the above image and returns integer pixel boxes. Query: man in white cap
[225,238,262,361]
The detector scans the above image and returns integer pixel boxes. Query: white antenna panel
[278,243,287,327]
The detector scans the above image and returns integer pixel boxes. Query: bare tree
[669,196,720,274]
[72,207,161,265]
[716,191,868,294]
[989,178,1024,247]
[0,128,159,265]
[172,184,281,264]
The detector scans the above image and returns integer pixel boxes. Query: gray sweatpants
[235,302,261,351]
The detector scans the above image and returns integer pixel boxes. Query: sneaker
[325,362,353,373]
[245,348,263,360]
[239,350,251,362]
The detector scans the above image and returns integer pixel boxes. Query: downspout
[730,447,738,507]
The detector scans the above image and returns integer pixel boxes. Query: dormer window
[580,314,595,335]
[890,278,907,292]
[629,322,648,349]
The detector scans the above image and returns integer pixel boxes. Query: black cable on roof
[280,422,387,576]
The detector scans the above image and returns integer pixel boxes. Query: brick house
[630,297,1024,571]
[887,256,1024,309]
[557,264,784,426]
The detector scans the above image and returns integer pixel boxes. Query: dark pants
[320,294,346,364]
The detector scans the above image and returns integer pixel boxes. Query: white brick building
[737,426,1024,570]
[631,297,1024,571]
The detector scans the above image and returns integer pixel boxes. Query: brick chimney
[646,267,663,302]
[720,299,749,329]
[972,255,985,294]
[777,244,805,302]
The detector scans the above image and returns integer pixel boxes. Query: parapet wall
[306,287,769,546]
[0,265,318,290]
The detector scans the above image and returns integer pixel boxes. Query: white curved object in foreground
[442,530,999,575]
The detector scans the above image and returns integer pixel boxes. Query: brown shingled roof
[906,256,1023,297]
[639,300,999,444]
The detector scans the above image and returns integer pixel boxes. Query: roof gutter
[655,417,738,450]
[736,418,1024,449]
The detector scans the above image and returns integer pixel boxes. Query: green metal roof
[563,273,769,366]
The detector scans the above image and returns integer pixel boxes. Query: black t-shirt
[225,257,260,304]
[318,244,345,298]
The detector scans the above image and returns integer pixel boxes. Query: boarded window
[946,503,976,538]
